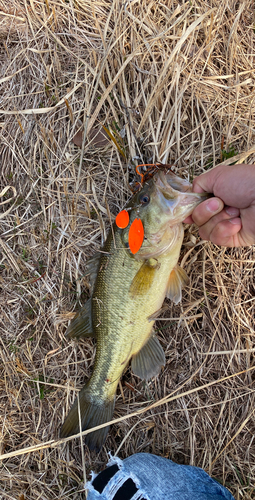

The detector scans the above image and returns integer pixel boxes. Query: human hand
[184,164,255,247]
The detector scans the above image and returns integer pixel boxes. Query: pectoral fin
[66,298,95,339]
[131,335,165,380]
[166,265,189,304]
[129,258,160,297]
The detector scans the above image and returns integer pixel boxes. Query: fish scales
[90,227,183,398]
[60,169,208,450]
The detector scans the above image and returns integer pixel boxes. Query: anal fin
[166,265,189,304]
[66,298,94,339]
[131,335,165,380]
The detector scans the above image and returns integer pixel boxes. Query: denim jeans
[86,453,235,500]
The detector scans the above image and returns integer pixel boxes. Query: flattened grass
[0,1,255,498]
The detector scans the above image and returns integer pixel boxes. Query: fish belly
[60,225,184,448]
[89,226,184,399]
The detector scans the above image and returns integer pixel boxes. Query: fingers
[185,197,242,246]
[191,166,223,194]
[192,164,255,209]
[199,216,242,247]
[183,164,255,247]
[191,198,224,226]
[183,197,224,225]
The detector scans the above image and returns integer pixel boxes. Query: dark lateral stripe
[92,464,119,493]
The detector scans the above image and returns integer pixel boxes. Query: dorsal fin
[66,298,95,339]
[85,253,101,291]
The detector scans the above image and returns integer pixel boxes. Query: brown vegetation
[0,1,255,498]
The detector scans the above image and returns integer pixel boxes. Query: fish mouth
[164,170,193,193]
[157,170,209,198]
[155,170,210,221]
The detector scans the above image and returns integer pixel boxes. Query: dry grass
[0,1,255,498]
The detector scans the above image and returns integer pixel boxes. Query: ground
[0,1,255,499]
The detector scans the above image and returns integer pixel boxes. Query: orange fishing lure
[128,218,144,254]
[115,209,129,229]
[115,163,174,254]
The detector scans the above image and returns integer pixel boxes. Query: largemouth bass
[60,168,208,450]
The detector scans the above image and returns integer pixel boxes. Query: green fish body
[60,170,208,450]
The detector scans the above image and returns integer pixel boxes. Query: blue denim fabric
[86,453,235,500]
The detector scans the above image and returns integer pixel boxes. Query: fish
[60,167,208,450]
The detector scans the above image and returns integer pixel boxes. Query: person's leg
[86,453,235,500]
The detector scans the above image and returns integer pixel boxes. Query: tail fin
[60,384,115,451]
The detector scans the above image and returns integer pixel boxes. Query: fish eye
[139,193,150,205]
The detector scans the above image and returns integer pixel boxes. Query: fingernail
[229,217,241,225]
[225,206,240,217]
[206,198,220,213]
